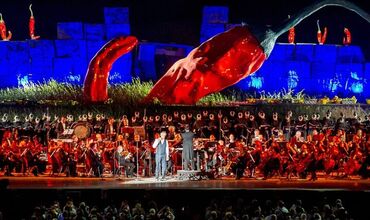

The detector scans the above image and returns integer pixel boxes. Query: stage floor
[1,175,369,191]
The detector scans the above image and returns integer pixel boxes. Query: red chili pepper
[145,26,266,105]
[317,31,322,44]
[316,20,327,44]
[343,27,351,45]
[322,27,328,44]
[0,14,5,38]
[0,13,12,41]
[287,15,295,44]
[29,4,40,40]
[288,27,295,44]
[143,1,370,105]
[83,36,138,102]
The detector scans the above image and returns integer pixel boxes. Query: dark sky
[1,0,370,56]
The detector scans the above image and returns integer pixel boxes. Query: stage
[1,176,369,191]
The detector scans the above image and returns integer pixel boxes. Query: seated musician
[167,126,176,140]
[87,143,104,177]
[353,129,365,145]
[33,146,48,175]
[290,131,305,152]
[2,139,19,176]
[227,134,236,149]
[55,116,67,138]
[114,146,135,177]
[276,130,286,142]
[335,129,346,143]
[63,141,77,177]
[49,140,63,175]
[251,129,264,146]
[307,129,325,146]
[203,135,218,170]
[116,134,125,147]
[205,135,218,151]
[210,140,227,173]
[95,134,105,149]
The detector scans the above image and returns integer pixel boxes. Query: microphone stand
[136,139,140,181]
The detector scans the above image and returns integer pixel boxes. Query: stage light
[328,75,342,93]
[350,82,364,93]
[287,70,299,89]
[248,74,263,89]
[17,74,31,88]
[66,73,81,83]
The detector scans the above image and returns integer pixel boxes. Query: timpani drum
[72,122,92,139]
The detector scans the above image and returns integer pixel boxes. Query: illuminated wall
[0,7,133,87]
[200,6,229,43]
[236,43,370,100]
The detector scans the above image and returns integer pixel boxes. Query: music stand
[134,134,141,181]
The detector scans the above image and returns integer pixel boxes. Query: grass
[0,80,82,103]
[0,78,153,105]
[0,78,363,107]
[109,78,153,105]
[0,79,368,120]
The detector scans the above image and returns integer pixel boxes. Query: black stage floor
[1,176,369,191]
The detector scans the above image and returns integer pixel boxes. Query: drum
[73,122,92,139]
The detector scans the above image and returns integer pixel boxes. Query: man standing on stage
[152,130,169,181]
[181,125,194,170]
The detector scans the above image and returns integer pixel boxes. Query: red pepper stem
[316,20,321,32]
[29,4,34,17]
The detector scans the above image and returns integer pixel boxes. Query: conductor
[152,130,170,181]
[181,125,195,170]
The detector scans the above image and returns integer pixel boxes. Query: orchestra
[0,110,368,180]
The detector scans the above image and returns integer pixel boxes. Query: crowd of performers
[0,109,369,180]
